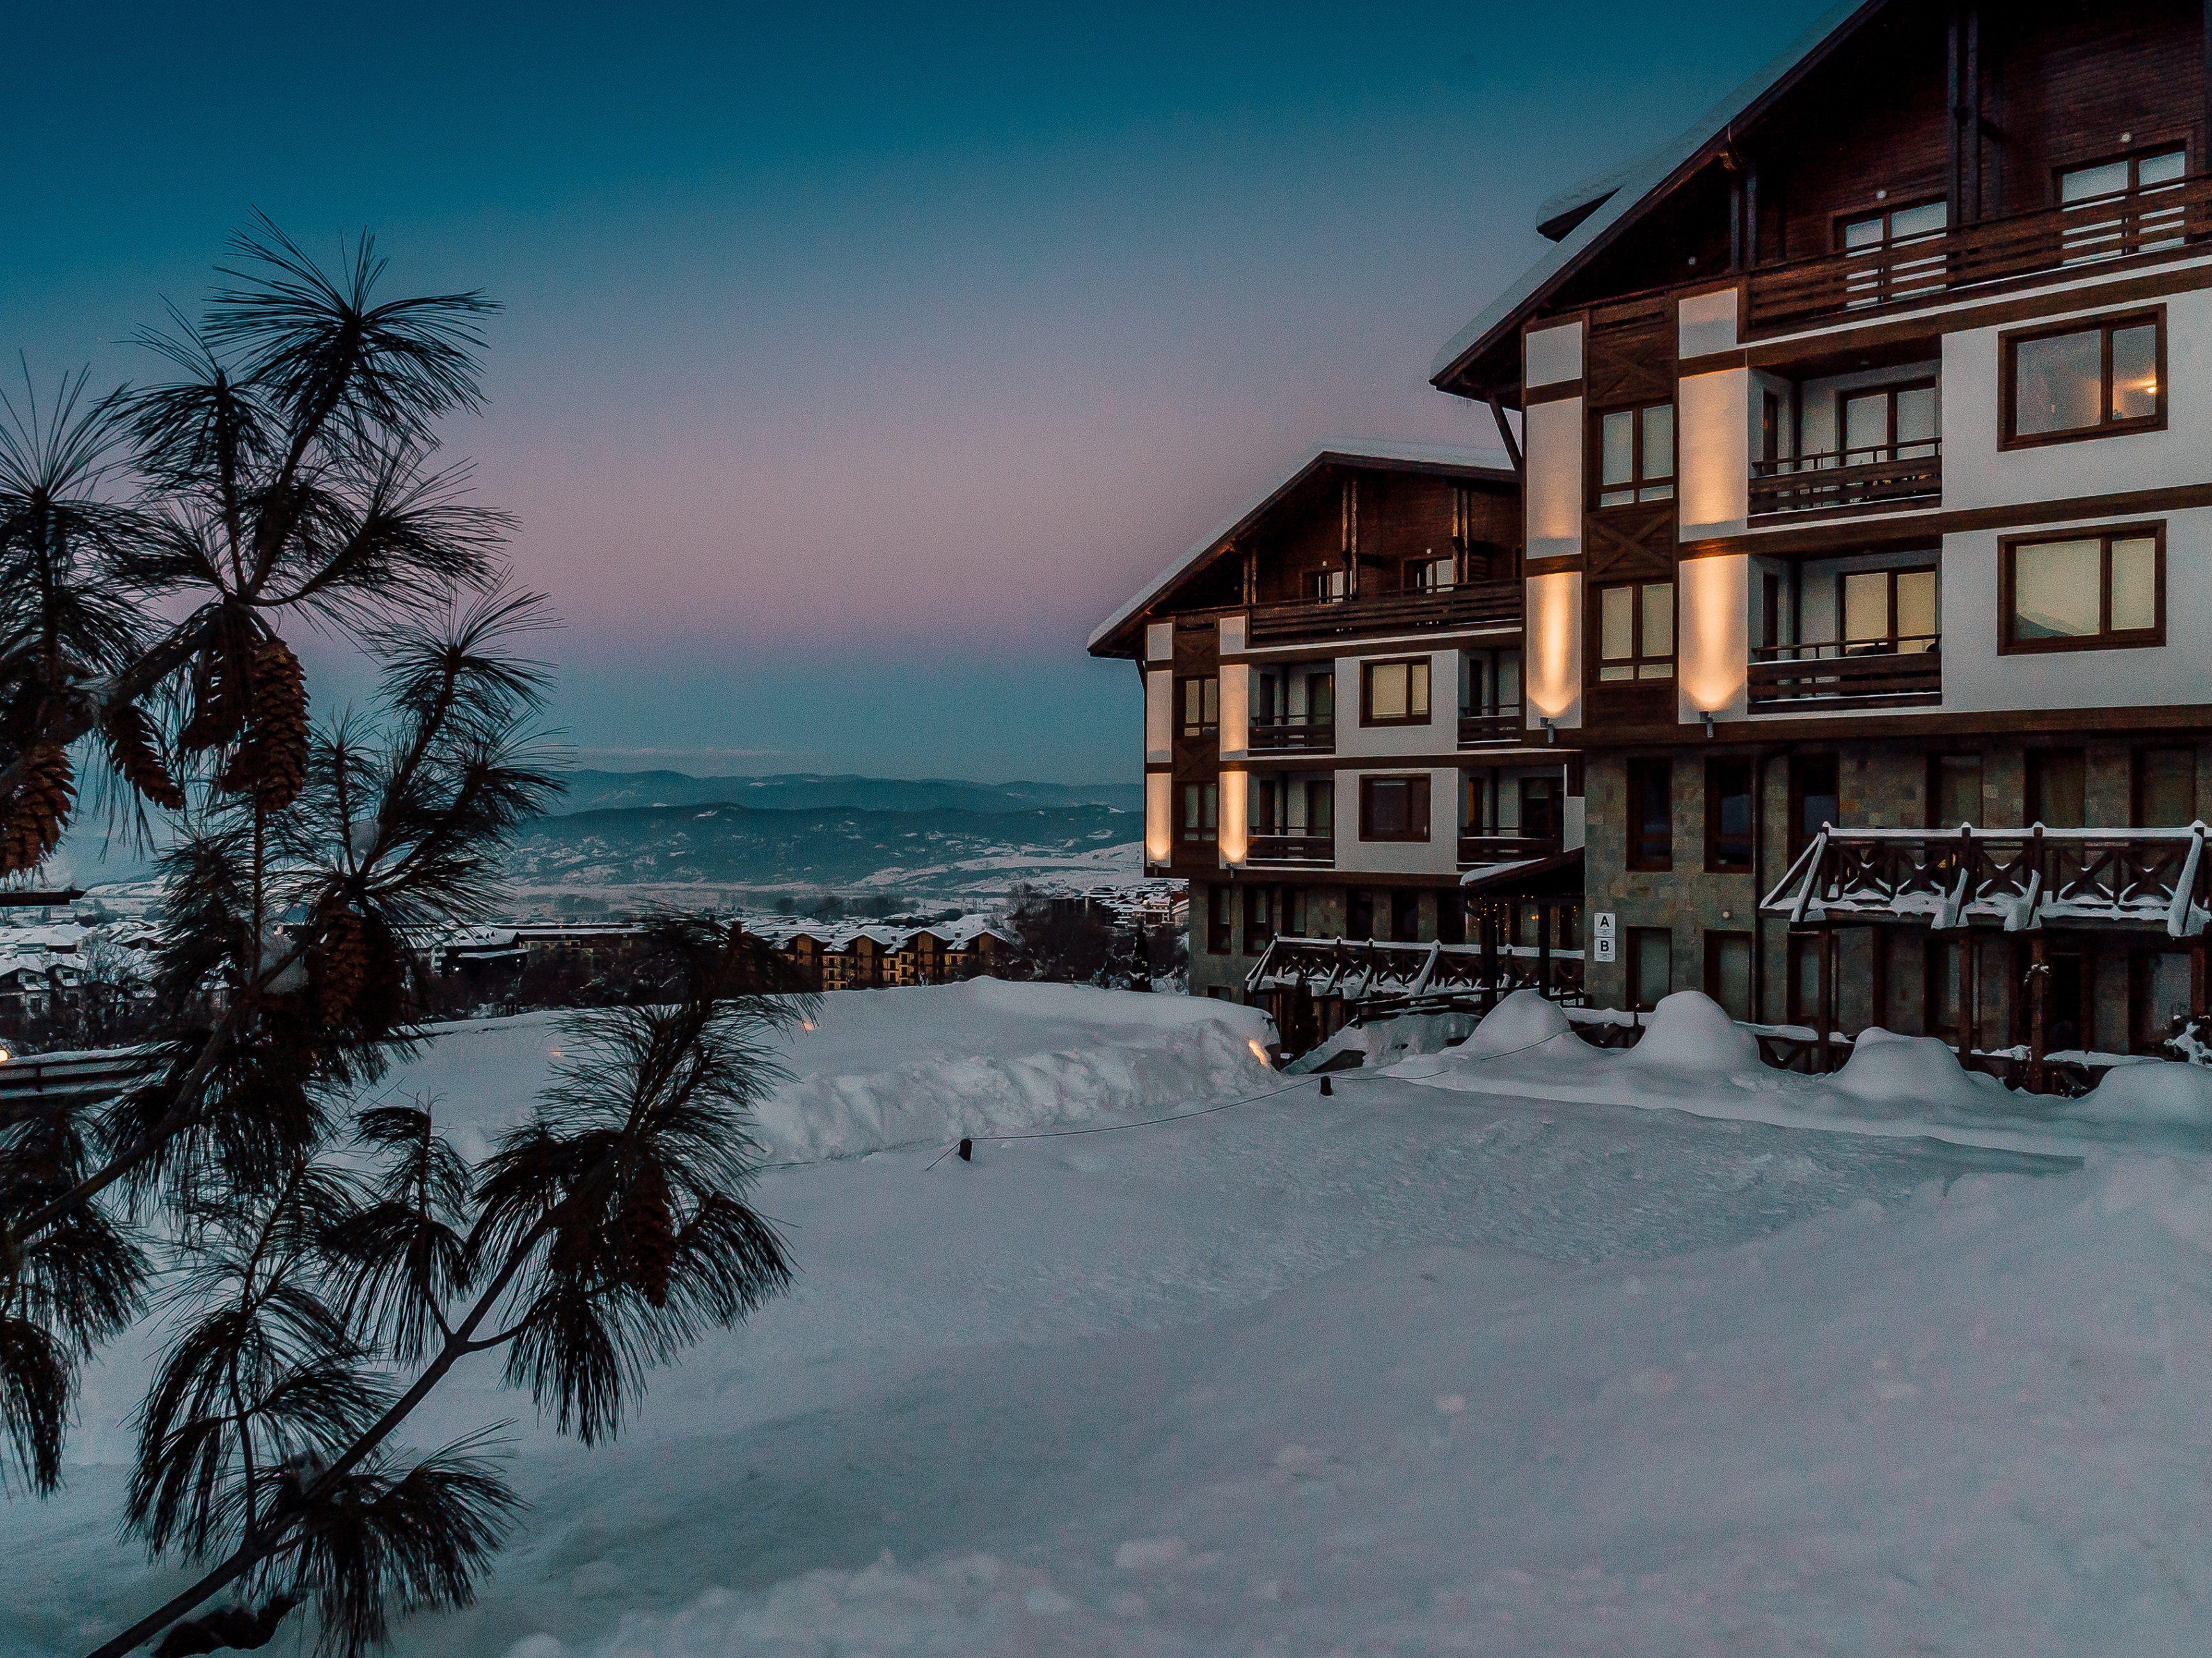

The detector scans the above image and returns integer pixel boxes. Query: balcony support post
[1538,902,1553,1000]
[1815,926,1833,1073]
[1957,935,1973,1068]
[2028,933,2049,1094]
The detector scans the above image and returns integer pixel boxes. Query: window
[1760,390,1783,462]
[1703,932,1753,1023]
[2134,748,2197,827]
[1361,658,1432,725]
[1206,885,1232,954]
[1391,890,1421,943]
[1840,566,1939,652]
[1359,775,1432,842]
[2061,147,2187,264]
[1347,888,1375,940]
[1928,754,1982,830]
[1519,777,1561,844]
[2002,311,2164,446]
[1792,754,1840,855]
[1628,927,1673,1012]
[1244,885,1276,950]
[1304,778,1334,833]
[2026,750,2087,830]
[2133,951,2195,1052]
[1838,381,1938,462]
[1706,760,1753,872]
[1403,553,1457,592]
[1311,567,1349,603]
[1181,781,1219,843]
[1627,757,1673,871]
[1595,402,1675,507]
[1179,676,1220,736]
[1596,581,1675,681]
[1838,198,1948,308]
[1437,892,1466,945]
[2001,527,2163,652]
[1790,935,1827,1028]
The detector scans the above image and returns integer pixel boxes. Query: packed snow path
[9,985,2210,1655]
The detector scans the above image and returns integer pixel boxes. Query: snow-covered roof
[1431,0,1878,393]
[1088,439,1515,655]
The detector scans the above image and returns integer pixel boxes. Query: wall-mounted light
[1541,717,1558,746]
[1703,711,1717,739]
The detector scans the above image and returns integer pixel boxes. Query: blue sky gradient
[6,1,1831,781]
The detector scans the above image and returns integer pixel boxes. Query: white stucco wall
[1331,647,1455,759]
[1525,397,1584,562]
[1334,766,1457,876]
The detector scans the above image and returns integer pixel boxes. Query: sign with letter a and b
[1591,911,1618,965]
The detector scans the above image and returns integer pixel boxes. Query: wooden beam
[1487,397,1524,475]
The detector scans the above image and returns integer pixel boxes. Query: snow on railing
[1758,822,2212,936]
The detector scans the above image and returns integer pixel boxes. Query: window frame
[1838,563,1940,654]
[1627,926,1673,1013]
[1206,883,1232,954]
[1357,773,1433,843]
[1998,523,2167,655]
[1704,759,1755,874]
[1590,399,1677,509]
[1625,756,1673,872]
[1998,306,2167,450]
[1359,657,1434,727]
[1180,780,1219,844]
[1834,195,1948,255]
[1836,379,1939,462]
[1178,675,1221,738]
[1594,580,1677,683]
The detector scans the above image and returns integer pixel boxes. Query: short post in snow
[958,1137,974,1162]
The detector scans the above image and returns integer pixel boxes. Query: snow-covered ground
[12,986,2212,1655]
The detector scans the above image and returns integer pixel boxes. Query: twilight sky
[7,1,1829,784]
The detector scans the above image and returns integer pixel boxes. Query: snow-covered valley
[12,986,2212,1655]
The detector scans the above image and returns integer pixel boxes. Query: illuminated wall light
[1218,768,1249,865]
[1145,772,1173,864]
[1524,398,1584,558]
[1525,570,1583,726]
[1219,664,1250,756]
[1677,368,1749,537]
[1680,553,1749,719]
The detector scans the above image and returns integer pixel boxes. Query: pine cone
[314,906,369,1025]
[103,703,187,810]
[619,1161,677,1309]
[0,745,75,875]
[217,637,309,811]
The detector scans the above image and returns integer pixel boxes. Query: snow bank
[1283,1008,1475,1073]
[1396,991,2212,1156]
[1830,1026,2011,1112]
[396,980,1278,1166]
[1624,990,1760,1071]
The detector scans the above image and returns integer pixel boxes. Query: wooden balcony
[1246,580,1521,647]
[1746,174,2212,333]
[1747,638,1941,712]
[1458,833,1559,869]
[1457,706,1526,748]
[1244,833,1334,869]
[1245,935,1585,1013]
[1748,442,1940,520]
[1248,717,1334,754]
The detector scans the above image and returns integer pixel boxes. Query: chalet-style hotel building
[1092,0,2212,1070]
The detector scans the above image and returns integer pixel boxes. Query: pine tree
[1,223,814,1657]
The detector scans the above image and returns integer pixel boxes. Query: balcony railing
[1247,579,1521,646]
[1747,637,1941,711]
[1244,833,1335,867]
[1746,174,2212,333]
[1249,716,1335,754]
[1457,705,1526,747]
[1458,833,1560,869]
[1748,441,1941,519]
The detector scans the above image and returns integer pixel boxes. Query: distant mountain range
[507,800,1141,899]
[549,771,1142,817]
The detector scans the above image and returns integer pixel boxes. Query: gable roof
[1430,0,1881,398]
[1087,439,1514,656]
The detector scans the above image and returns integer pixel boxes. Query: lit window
[1361,658,1432,724]
[2003,529,2163,652]
[1597,581,1675,681]
[2004,312,2163,444]
[1595,402,1675,507]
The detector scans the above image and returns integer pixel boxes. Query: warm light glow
[1219,664,1250,755]
[1218,768,1249,864]
[1677,368,1748,536]
[1524,399,1584,557]
[1248,1038,1272,1066]
[1680,553,1748,715]
[1526,570,1581,722]
[1145,771,1173,864]
[1144,669,1172,762]
[0,1045,11,1064]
